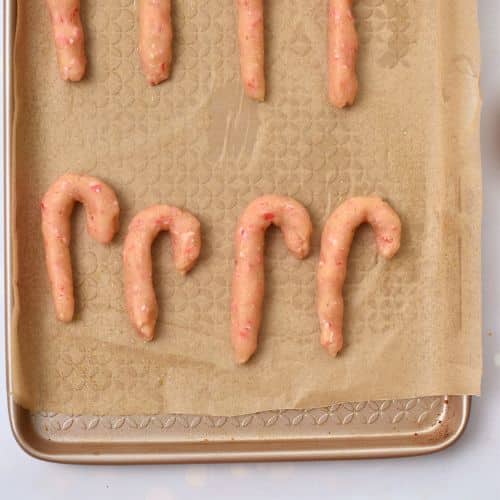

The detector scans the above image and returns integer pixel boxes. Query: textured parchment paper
[12,0,482,416]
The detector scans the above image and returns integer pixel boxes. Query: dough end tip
[234,349,254,365]
[138,324,155,342]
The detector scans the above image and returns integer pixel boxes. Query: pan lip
[4,0,16,450]
[6,395,471,464]
[2,0,473,464]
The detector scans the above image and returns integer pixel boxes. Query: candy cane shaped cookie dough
[45,0,87,81]
[139,0,173,85]
[328,0,359,108]
[237,0,266,101]
[317,197,401,356]
[231,195,312,364]
[41,174,120,322]
[123,205,201,341]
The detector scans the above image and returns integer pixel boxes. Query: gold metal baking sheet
[4,0,476,462]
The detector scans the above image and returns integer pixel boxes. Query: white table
[1,2,499,499]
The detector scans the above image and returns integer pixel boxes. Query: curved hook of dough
[231,195,313,364]
[317,196,401,357]
[45,0,87,81]
[328,0,358,108]
[139,0,173,85]
[41,174,120,322]
[123,205,201,341]
[237,0,266,101]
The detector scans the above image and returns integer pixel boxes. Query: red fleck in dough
[328,0,358,108]
[45,0,87,81]
[237,0,265,101]
[123,205,201,341]
[41,174,120,322]
[139,0,173,85]
[231,195,312,363]
[317,197,401,356]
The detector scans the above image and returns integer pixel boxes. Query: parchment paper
[11,0,482,416]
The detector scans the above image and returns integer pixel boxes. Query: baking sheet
[11,0,481,417]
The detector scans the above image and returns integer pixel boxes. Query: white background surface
[1,2,499,499]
